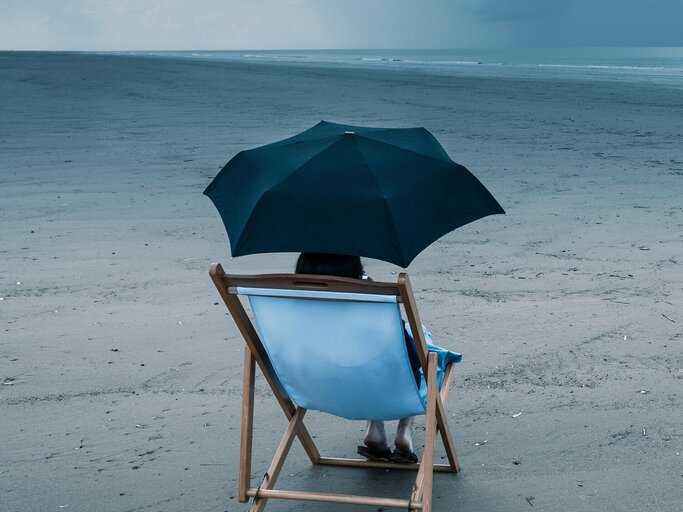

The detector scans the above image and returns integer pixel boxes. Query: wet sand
[1,52,681,511]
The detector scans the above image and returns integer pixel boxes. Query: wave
[404,59,484,66]
[360,57,403,62]
[355,57,683,75]
[117,50,683,86]
[538,63,679,72]
[241,53,308,60]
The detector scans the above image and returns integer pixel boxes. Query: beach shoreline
[1,52,681,511]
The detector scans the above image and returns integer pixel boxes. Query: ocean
[109,47,683,88]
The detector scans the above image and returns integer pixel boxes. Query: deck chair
[209,263,461,512]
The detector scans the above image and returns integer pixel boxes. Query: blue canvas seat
[242,286,426,420]
[210,264,462,512]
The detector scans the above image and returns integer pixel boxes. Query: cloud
[464,0,570,22]
[463,0,683,46]
[0,0,681,50]
[0,0,486,50]
[0,0,342,50]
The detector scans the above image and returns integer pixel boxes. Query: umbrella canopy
[204,121,504,267]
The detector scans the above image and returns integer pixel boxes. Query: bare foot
[394,416,415,454]
[364,420,388,451]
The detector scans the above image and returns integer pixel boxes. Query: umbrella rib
[265,137,342,190]
[355,133,453,164]
[259,132,340,150]
[232,189,269,256]
[351,138,408,267]
[232,137,343,255]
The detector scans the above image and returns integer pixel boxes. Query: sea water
[112,47,683,88]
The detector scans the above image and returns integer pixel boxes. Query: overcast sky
[1,0,682,51]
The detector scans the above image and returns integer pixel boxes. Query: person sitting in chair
[295,252,460,463]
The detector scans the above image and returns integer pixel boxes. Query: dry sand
[1,52,681,511]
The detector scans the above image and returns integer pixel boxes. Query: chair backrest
[237,285,427,421]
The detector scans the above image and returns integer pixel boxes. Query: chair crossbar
[235,286,398,303]
[317,457,453,472]
[247,488,422,510]
[221,272,402,296]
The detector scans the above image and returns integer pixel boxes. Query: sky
[1,0,682,51]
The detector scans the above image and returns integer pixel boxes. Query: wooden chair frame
[209,263,461,512]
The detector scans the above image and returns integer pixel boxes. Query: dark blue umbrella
[204,121,504,267]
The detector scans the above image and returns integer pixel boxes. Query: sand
[1,52,681,511]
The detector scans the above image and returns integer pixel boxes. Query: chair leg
[411,352,439,512]
[251,407,307,512]
[220,292,321,464]
[436,363,460,473]
[239,347,256,502]
[436,396,460,473]
[279,402,320,465]
[422,353,438,512]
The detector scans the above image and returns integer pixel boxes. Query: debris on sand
[512,410,524,418]
[661,313,675,323]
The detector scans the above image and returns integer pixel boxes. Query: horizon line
[3,45,683,53]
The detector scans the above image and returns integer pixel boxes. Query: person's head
[295,252,363,279]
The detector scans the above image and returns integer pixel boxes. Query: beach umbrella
[204,121,504,268]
